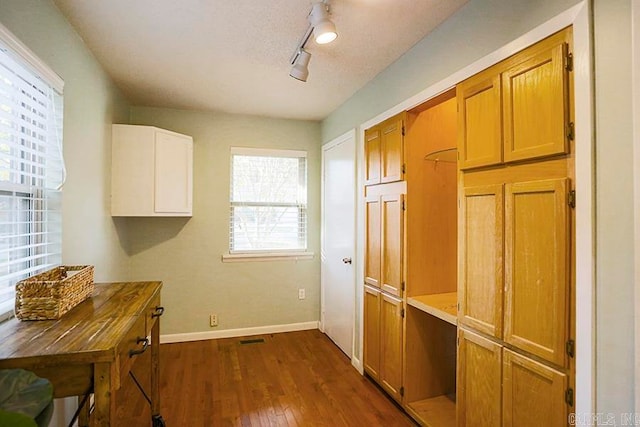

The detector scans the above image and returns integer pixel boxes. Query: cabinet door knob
[342,257,352,264]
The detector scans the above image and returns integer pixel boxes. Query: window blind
[230,148,307,252]
[0,38,63,319]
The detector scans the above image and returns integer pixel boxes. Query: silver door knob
[342,257,352,264]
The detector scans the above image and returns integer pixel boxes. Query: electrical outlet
[210,314,218,327]
[298,289,306,300]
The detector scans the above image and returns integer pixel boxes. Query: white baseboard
[160,321,320,344]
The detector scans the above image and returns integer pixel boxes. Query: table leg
[93,362,114,426]
[151,317,160,417]
[77,394,90,427]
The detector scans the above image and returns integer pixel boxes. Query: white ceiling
[52,0,468,121]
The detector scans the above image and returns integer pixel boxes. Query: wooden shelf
[406,394,456,427]
[407,292,457,326]
[424,147,457,163]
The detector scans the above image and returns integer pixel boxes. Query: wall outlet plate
[298,289,305,300]
[210,314,218,327]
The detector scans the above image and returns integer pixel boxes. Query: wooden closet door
[381,193,404,297]
[380,292,403,403]
[380,116,404,183]
[457,328,502,427]
[457,68,502,170]
[459,184,504,339]
[363,285,381,379]
[504,178,569,366]
[502,34,570,163]
[503,349,567,427]
[364,126,381,185]
[364,195,381,288]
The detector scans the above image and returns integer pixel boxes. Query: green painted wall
[128,107,321,335]
[0,0,131,282]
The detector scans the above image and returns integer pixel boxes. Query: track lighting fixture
[289,1,337,82]
[290,49,311,82]
[309,2,337,45]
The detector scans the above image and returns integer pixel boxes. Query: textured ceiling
[52,0,468,120]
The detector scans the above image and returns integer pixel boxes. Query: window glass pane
[229,150,307,252]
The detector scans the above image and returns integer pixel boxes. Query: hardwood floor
[114,329,416,426]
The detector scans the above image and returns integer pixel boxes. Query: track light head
[290,49,311,82]
[309,2,337,44]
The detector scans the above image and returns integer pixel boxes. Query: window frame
[0,22,64,320]
[223,147,313,262]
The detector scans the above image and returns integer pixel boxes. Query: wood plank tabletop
[0,282,161,364]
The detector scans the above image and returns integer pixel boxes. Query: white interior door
[321,130,356,358]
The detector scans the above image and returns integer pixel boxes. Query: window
[229,148,307,254]
[0,27,64,319]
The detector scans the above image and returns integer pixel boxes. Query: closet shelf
[406,394,456,427]
[423,147,457,163]
[407,292,457,326]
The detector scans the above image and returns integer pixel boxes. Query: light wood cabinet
[458,29,571,170]
[502,349,568,427]
[459,184,504,339]
[502,35,570,163]
[363,285,404,403]
[364,113,405,186]
[364,195,381,288]
[504,178,569,366]
[112,124,193,217]
[380,293,404,402]
[363,285,381,379]
[457,328,502,427]
[458,69,502,169]
[381,193,404,297]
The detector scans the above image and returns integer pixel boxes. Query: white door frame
[632,0,640,414]
[321,128,357,363]
[354,1,595,416]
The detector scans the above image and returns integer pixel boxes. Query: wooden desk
[0,281,163,426]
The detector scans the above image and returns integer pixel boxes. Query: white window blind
[0,35,64,319]
[230,148,307,253]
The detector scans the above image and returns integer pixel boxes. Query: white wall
[593,0,635,416]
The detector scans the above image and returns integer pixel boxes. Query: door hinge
[401,281,405,292]
[567,122,575,141]
[400,386,405,397]
[565,52,573,72]
[566,339,575,358]
[402,126,405,137]
[401,163,406,174]
[457,302,460,312]
[402,200,406,211]
[568,190,576,209]
[400,308,405,318]
[565,388,574,407]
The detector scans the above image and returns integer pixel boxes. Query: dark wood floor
[114,329,416,426]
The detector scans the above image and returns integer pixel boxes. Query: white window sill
[222,252,315,263]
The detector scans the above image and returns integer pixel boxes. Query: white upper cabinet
[111,124,193,217]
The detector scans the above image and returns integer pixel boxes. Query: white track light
[309,3,337,44]
[290,49,311,82]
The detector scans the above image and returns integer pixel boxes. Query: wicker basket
[15,265,95,321]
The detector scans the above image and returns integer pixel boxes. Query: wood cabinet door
[380,116,404,183]
[503,349,568,427]
[364,126,381,185]
[504,178,569,366]
[154,131,193,214]
[457,328,502,427]
[457,68,502,170]
[363,285,381,380]
[459,184,504,339]
[364,195,381,288]
[502,37,569,163]
[380,293,403,403]
[381,193,404,297]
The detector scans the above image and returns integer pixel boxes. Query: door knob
[342,257,352,264]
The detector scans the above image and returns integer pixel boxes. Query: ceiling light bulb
[309,2,338,45]
[290,49,311,82]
